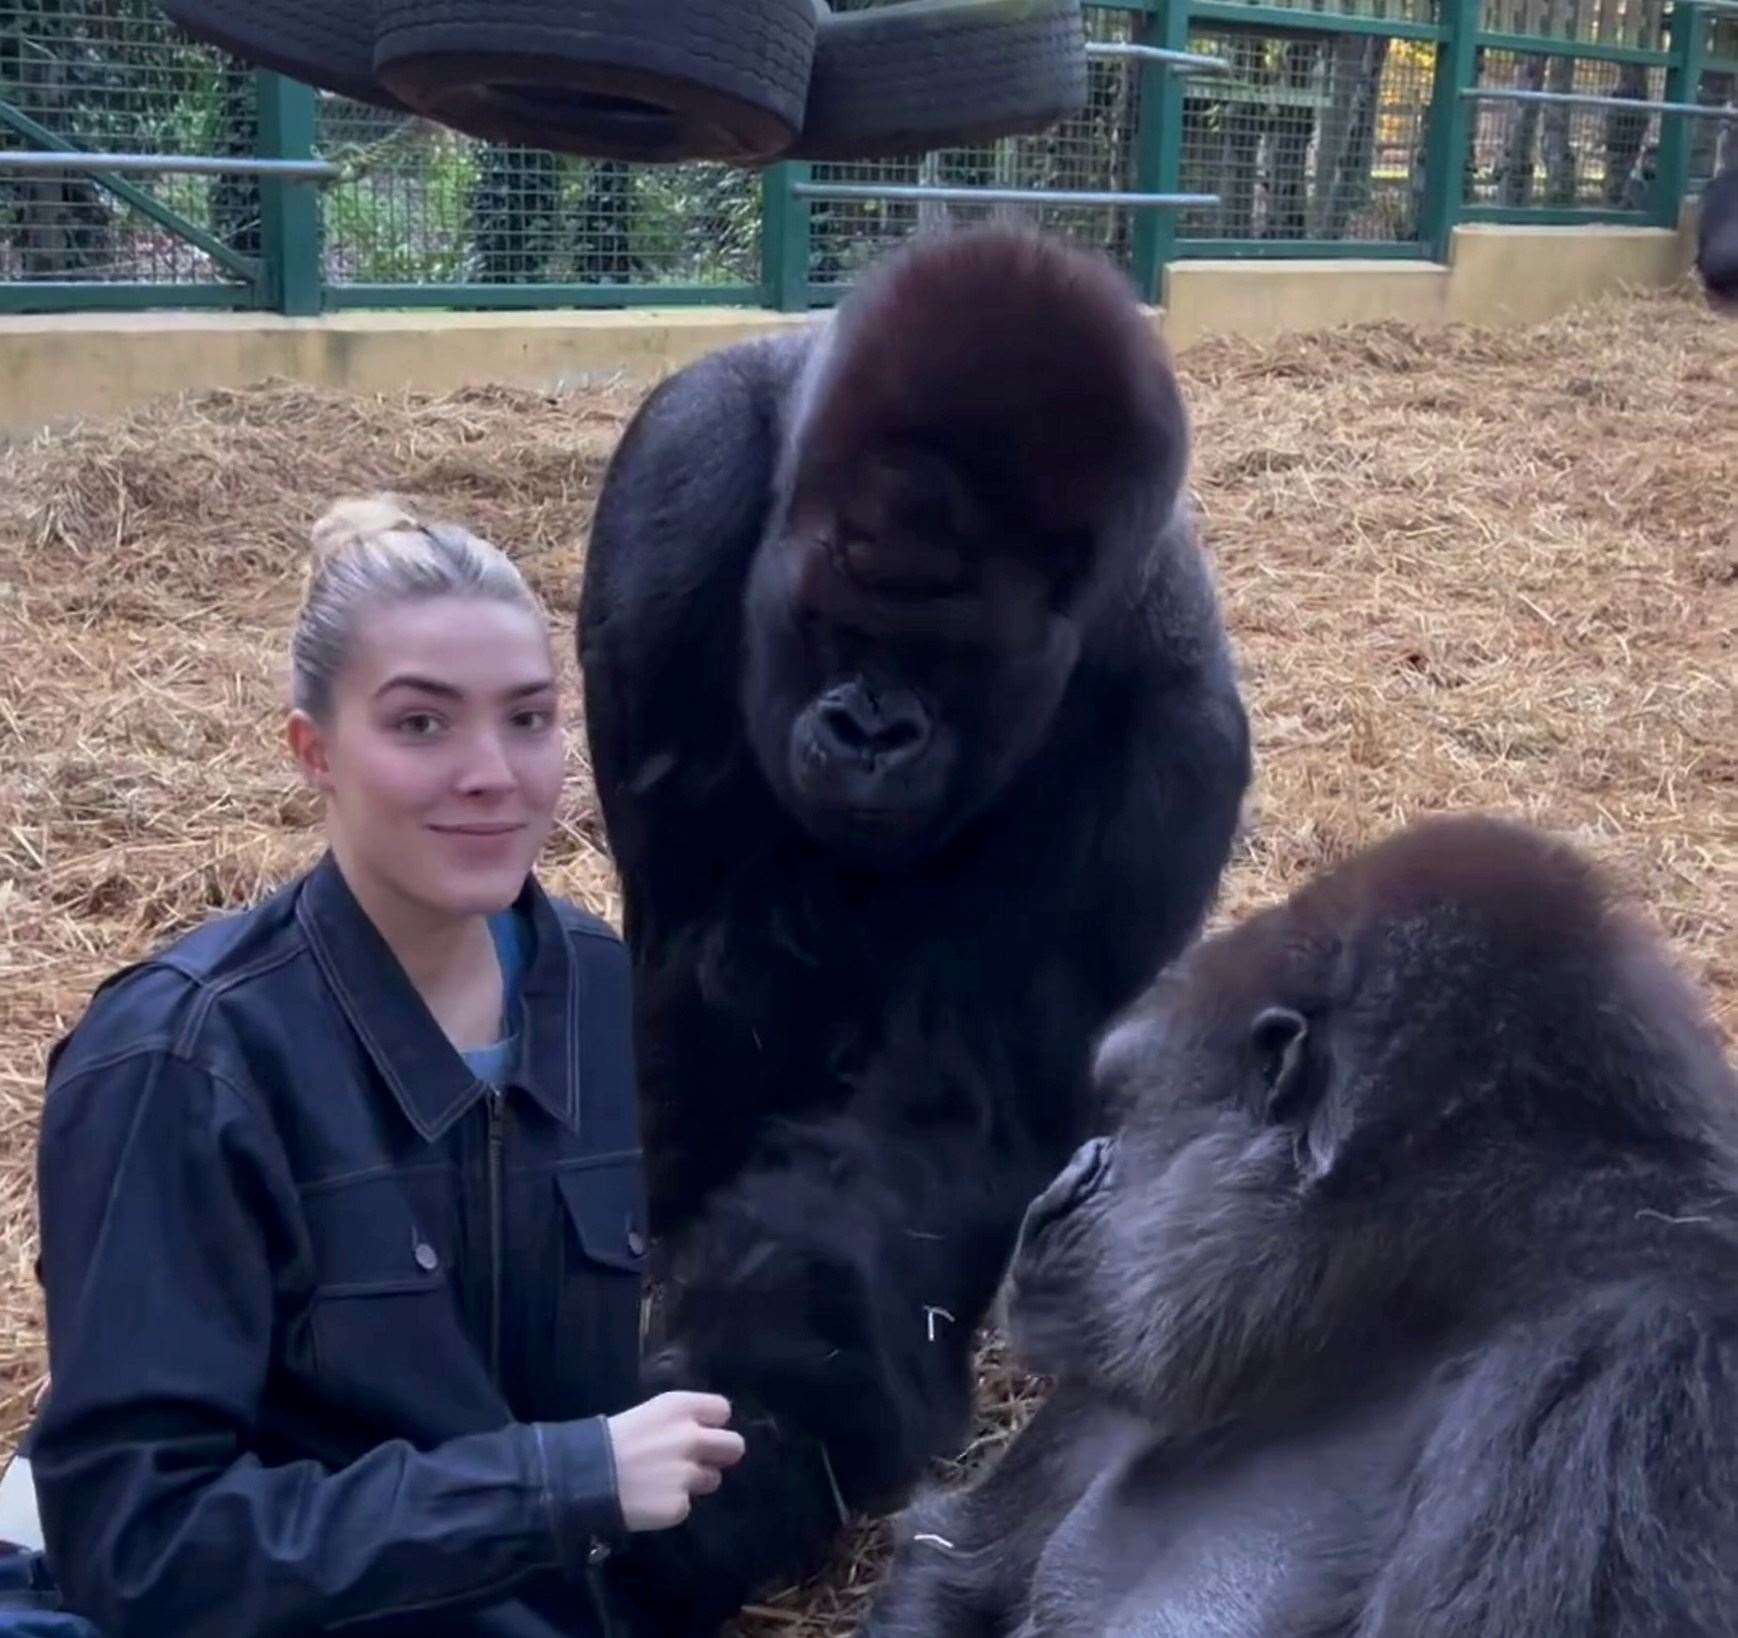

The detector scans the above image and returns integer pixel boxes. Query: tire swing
[787,0,1089,162]
[373,0,821,164]
[162,0,407,111]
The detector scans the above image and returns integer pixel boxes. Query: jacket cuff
[529,1418,628,1573]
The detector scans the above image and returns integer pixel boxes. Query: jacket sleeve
[32,1046,623,1638]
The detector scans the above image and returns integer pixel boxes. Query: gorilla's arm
[1358,1294,1738,1638]
[580,336,804,927]
[866,1385,1144,1638]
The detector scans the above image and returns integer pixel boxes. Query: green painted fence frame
[0,1,1720,316]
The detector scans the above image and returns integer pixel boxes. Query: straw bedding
[0,280,1731,1633]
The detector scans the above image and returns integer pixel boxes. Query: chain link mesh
[1469,50,1667,209]
[1,0,254,284]
[2,0,1726,301]
[808,8,1145,291]
[318,103,762,289]
[1177,29,1437,243]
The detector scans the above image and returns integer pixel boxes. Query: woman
[29,499,744,1637]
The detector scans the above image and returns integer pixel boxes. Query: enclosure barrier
[1,0,1734,315]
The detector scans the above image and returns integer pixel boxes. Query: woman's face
[290,595,565,922]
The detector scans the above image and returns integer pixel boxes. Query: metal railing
[1,0,1732,315]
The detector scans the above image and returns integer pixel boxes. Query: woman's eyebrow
[372,675,557,701]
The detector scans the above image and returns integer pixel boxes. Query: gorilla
[867,813,1738,1638]
[1697,163,1738,309]
[579,226,1251,1626]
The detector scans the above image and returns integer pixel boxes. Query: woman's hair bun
[308,494,427,574]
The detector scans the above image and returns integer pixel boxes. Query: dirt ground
[0,280,1732,1633]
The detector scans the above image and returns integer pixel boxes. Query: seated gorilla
[868,814,1738,1638]
[1697,163,1738,309]
[579,226,1251,1626]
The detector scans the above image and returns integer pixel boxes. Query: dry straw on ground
[0,281,1732,1634]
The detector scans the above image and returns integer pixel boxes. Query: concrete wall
[0,218,1697,438]
[1161,221,1690,350]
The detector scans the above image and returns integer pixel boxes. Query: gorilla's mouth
[792,798,944,864]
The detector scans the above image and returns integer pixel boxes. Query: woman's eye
[396,713,443,738]
[513,709,555,733]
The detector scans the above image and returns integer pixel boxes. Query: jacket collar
[295,852,581,1142]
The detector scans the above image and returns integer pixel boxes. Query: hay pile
[0,281,1733,1634]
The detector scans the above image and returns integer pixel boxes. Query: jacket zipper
[586,1551,617,1638]
[487,1087,505,1385]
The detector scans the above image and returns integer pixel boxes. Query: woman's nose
[455,733,515,793]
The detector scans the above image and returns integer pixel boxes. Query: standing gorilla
[579,226,1250,1624]
[869,814,1738,1637]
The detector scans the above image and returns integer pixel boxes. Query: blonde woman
[29,500,742,1638]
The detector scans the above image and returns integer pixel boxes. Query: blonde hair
[292,495,545,719]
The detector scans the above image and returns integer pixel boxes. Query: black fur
[868,815,1738,1638]
[1697,164,1738,310]
[579,226,1250,1627]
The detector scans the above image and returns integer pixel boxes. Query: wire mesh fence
[1468,51,1669,208]
[0,0,256,285]
[319,100,762,290]
[808,7,1146,292]
[1177,30,1437,243]
[0,0,1726,309]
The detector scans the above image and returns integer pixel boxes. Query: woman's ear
[287,710,335,794]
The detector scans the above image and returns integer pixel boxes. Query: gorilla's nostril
[814,684,931,766]
[1022,1136,1113,1242]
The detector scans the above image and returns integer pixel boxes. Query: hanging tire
[373,0,819,165]
[162,0,407,112]
[786,0,1088,163]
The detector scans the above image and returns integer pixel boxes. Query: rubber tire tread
[374,0,818,134]
[162,0,406,111]
[788,0,1088,162]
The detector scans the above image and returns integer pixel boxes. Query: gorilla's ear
[1252,1007,1313,1123]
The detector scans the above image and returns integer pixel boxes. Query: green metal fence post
[761,161,812,312]
[1419,0,1480,262]
[1132,0,1192,303]
[1653,2,1707,228]
[256,71,323,316]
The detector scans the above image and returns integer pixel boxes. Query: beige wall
[0,218,1697,439]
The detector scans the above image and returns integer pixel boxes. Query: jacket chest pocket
[299,1168,491,1429]
[553,1155,647,1418]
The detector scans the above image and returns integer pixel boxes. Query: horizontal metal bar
[791,183,1220,209]
[1463,86,1738,117]
[1472,31,1671,67]
[325,282,767,311]
[1459,204,1655,223]
[1173,237,1431,258]
[0,101,262,282]
[1085,41,1231,73]
[1187,3,1447,42]
[0,152,339,181]
[0,281,257,315]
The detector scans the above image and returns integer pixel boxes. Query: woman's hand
[605,1392,747,1531]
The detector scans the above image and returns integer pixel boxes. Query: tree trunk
[1265,42,1319,239]
[469,146,563,283]
[1601,60,1650,206]
[1496,54,1547,206]
[1312,33,1390,238]
[1541,51,1578,204]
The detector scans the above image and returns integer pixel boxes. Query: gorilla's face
[1002,905,1388,1428]
[742,449,1084,865]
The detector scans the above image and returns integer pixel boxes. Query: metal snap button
[587,1536,612,1566]
[625,1226,646,1258]
[414,1242,439,1273]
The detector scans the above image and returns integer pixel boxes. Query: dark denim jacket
[30,855,647,1638]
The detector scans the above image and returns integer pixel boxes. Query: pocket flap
[556,1156,648,1276]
